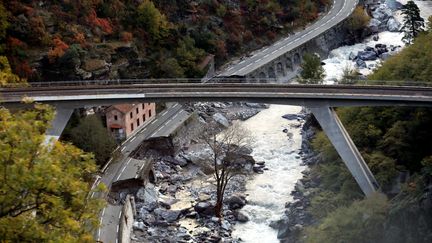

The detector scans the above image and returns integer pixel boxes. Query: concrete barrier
[118,195,136,243]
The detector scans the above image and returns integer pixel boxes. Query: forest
[303,26,432,242]
[0,0,329,81]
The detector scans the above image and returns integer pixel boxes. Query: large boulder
[136,183,158,211]
[387,17,401,32]
[368,18,382,33]
[194,201,215,216]
[236,211,249,222]
[385,0,403,11]
[154,208,182,223]
[212,113,230,127]
[356,59,367,69]
[225,194,247,210]
[372,4,393,22]
[357,51,378,61]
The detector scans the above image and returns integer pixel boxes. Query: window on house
[149,110,152,117]
[130,112,133,118]
[143,115,146,122]
[131,123,134,131]
[114,115,118,120]
[142,104,145,109]
[137,118,140,127]
[136,107,139,114]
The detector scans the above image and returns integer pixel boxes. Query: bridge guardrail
[1,78,432,88]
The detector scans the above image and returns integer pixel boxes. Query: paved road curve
[93,104,191,243]
[218,0,358,77]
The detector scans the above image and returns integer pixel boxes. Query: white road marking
[172,113,179,120]
[264,54,270,58]
[130,136,136,142]
[271,50,278,54]
[138,163,146,173]
[254,59,261,63]
[118,211,122,219]
[121,147,126,152]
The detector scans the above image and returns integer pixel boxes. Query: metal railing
[1,78,432,89]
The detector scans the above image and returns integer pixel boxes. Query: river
[231,105,305,242]
[231,1,432,242]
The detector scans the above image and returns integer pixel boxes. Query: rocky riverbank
[128,102,268,242]
[274,112,321,242]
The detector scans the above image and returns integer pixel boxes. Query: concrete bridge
[2,81,432,196]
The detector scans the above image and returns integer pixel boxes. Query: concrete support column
[309,106,379,196]
[44,106,74,144]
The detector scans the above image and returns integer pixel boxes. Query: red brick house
[105,103,156,140]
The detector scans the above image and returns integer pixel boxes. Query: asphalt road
[94,103,191,243]
[218,0,358,77]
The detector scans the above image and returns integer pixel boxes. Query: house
[105,103,156,140]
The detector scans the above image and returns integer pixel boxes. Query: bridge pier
[309,106,379,196]
[44,105,74,144]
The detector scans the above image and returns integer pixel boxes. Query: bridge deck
[2,83,432,108]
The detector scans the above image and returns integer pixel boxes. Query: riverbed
[231,1,432,242]
[231,105,305,242]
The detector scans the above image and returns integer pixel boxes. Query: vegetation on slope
[0,0,330,81]
[303,26,432,243]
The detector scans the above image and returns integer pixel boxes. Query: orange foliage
[8,37,25,48]
[74,32,87,47]
[266,30,276,40]
[48,37,69,63]
[120,31,133,43]
[87,9,113,34]
[15,60,33,78]
[214,40,227,59]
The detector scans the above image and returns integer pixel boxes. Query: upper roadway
[218,0,358,77]
[2,82,432,108]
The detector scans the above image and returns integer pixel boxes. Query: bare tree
[200,122,252,218]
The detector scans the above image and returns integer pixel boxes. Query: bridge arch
[258,71,267,83]
[276,62,285,77]
[293,53,301,65]
[268,67,276,79]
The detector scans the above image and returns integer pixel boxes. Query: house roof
[107,104,135,114]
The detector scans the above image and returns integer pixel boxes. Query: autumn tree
[0,2,9,52]
[299,53,324,83]
[0,104,104,242]
[401,0,424,44]
[137,0,170,40]
[200,123,252,218]
[0,56,26,86]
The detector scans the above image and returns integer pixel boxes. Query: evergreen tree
[401,0,424,44]
[299,53,324,83]
[70,115,117,167]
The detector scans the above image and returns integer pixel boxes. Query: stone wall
[119,195,136,243]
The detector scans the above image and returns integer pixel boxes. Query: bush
[305,194,389,243]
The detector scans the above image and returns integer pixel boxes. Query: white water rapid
[231,105,305,242]
[231,2,432,242]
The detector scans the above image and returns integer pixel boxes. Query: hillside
[0,0,329,81]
